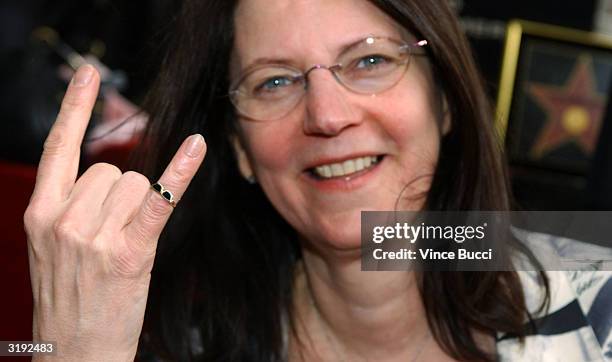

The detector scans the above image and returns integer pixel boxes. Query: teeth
[320,165,332,178]
[313,156,379,179]
[343,160,356,174]
[331,164,344,177]
[355,158,364,170]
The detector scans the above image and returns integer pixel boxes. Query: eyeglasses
[229,36,428,122]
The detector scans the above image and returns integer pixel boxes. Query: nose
[303,68,360,136]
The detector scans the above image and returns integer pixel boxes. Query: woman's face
[232,0,447,250]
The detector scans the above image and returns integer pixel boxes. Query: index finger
[32,64,100,202]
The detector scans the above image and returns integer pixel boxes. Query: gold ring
[151,182,178,207]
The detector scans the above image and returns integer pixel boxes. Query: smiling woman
[27,0,600,361]
[131,0,545,361]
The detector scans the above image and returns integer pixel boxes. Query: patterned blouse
[497,231,612,361]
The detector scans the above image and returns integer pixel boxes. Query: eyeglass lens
[231,37,424,121]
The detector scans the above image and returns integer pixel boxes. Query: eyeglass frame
[228,36,429,121]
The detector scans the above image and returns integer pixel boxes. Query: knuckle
[89,236,111,259]
[52,214,86,244]
[144,193,173,220]
[122,171,150,190]
[111,250,140,278]
[42,130,68,157]
[23,204,44,232]
[110,242,153,278]
[172,160,193,184]
[89,162,122,179]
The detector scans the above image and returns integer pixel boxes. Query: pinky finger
[125,134,206,248]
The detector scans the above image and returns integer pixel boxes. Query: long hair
[136,0,548,361]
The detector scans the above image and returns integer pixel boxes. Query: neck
[291,246,433,361]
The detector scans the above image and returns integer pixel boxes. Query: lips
[308,155,383,179]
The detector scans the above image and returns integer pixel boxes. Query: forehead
[233,0,406,68]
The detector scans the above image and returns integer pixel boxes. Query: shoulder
[496,230,612,361]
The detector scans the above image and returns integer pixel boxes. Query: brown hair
[371,1,549,359]
[136,0,549,360]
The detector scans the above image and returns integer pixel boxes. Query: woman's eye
[255,76,293,93]
[355,55,390,70]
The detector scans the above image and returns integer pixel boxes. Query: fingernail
[72,64,95,87]
[185,134,205,158]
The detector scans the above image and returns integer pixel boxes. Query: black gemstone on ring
[152,183,162,192]
[162,190,173,201]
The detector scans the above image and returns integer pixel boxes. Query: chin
[303,215,364,254]
[295,196,405,255]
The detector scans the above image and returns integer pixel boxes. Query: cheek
[363,79,442,201]
[241,121,296,173]
[239,120,309,225]
[375,81,441,160]
[239,119,365,246]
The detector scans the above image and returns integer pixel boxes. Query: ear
[441,95,451,136]
[231,134,255,181]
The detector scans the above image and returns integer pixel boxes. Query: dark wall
[461,1,595,30]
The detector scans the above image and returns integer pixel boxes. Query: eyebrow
[238,35,378,76]
[240,57,296,74]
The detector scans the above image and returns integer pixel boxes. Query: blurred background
[0,0,611,349]
[0,0,181,347]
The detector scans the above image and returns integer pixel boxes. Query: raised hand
[23,65,206,361]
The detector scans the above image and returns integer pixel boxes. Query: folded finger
[99,171,151,231]
[60,163,122,237]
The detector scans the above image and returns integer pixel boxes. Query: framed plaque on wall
[496,20,612,208]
